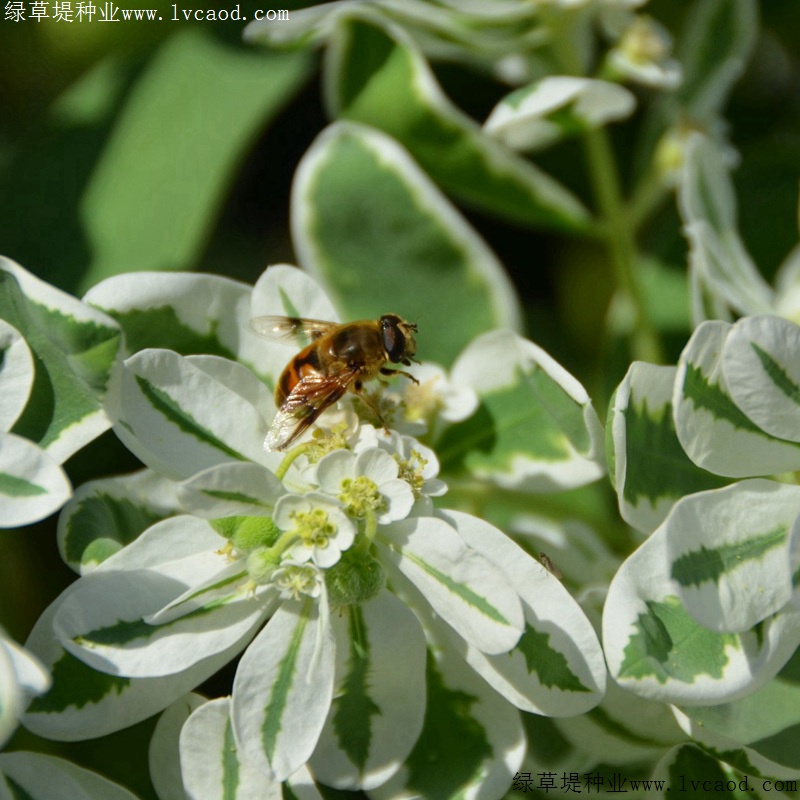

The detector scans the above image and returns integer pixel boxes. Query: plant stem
[545,9,664,364]
[583,127,664,363]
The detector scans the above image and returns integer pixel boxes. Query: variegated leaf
[149,693,206,800]
[369,645,525,800]
[603,503,800,705]
[665,480,800,633]
[231,598,335,782]
[0,752,140,800]
[440,330,605,491]
[57,469,182,574]
[23,584,251,741]
[434,509,606,716]
[609,361,727,534]
[376,515,523,655]
[674,649,800,781]
[178,698,284,800]
[0,432,71,529]
[0,258,121,462]
[0,319,33,432]
[323,15,590,232]
[674,320,800,477]
[484,76,635,152]
[310,590,426,790]
[723,315,800,443]
[52,516,268,678]
[107,349,276,481]
[291,121,522,366]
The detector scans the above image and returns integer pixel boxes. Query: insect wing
[264,371,356,451]
[249,316,337,343]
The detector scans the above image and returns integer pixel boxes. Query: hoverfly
[250,314,419,452]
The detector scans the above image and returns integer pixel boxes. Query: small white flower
[316,447,414,524]
[270,560,324,601]
[374,431,448,515]
[606,15,682,89]
[381,361,478,436]
[273,493,355,569]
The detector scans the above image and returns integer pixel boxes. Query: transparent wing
[249,316,337,343]
[265,370,357,451]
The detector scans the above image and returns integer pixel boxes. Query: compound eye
[380,315,406,362]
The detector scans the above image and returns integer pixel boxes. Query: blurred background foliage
[2,2,800,796]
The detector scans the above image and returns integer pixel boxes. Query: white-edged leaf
[666,480,800,633]
[84,271,252,360]
[23,574,259,741]
[149,693,206,800]
[291,121,523,366]
[674,320,800,477]
[57,469,182,574]
[674,649,800,779]
[369,644,525,800]
[484,76,635,151]
[0,433,71,529]
[232,598,335,782]
[0,257,122,462]
[609,361,728,534]
[679,135,774,319]
[52,516,269,677]
[0,635,50,750]
[323,14,590,232]
[552,679,686,768]
[177,462,286,519]
[107,348,274,481]
[54,568,267,679]
[603,505,800,706]
[0,319,34,431]
[723,315,800,443]
[310,590,426,789]
[180,698,283,800]
[0,752,140,800]
[440,329,605,491]
[376,515,523,655]
[434,509,605,716]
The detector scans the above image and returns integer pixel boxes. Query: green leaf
[484,76,636,152]
[78,31,313,292]
[656,744,738,798]
[618,596,738,685]
[663,480,800,634]
[675,0,758,120]
[311,591,426,790]
[58,471,181,573]
[333,607,381,771]
[609,362,728,534]
[440,330,604,491]
[723,316,800,443]
[379,648,523,800]
[674,320,800,477]
[0,261,121,462]
[292,121,522,365]
[516,624,590,694]
[324,15,590,232]
[679,649,800,775]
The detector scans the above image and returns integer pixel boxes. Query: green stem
[583,128,663,363]
[359,509,378,550]
[274,442,311,481]
[546,10,664,364]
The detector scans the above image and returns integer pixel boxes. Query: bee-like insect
[250,314,419,452]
